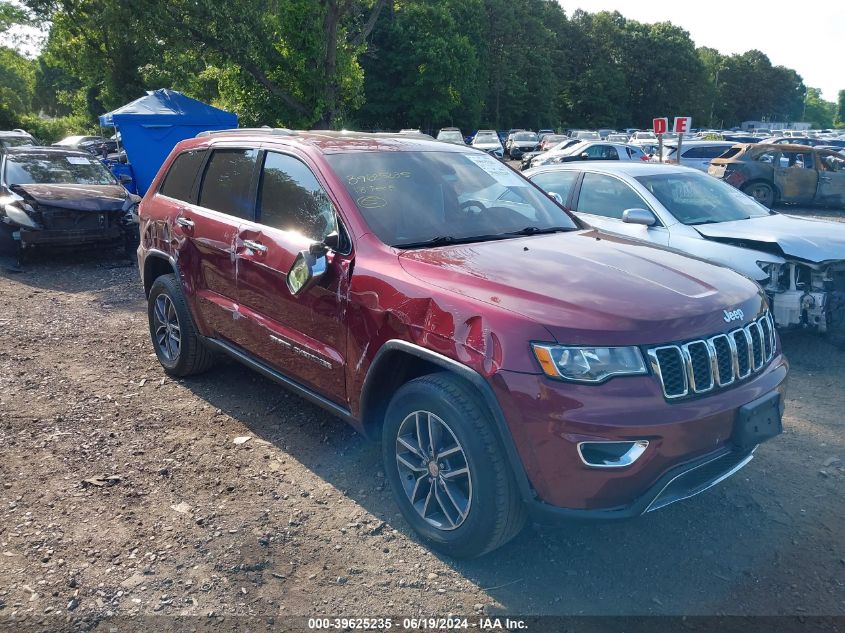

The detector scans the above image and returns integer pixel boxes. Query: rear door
[235,150,349,403]
[815,151,845,207]
[162,147,258,342]
[773,149,818,203]
[571,172,669,245]
[680,145,729,171]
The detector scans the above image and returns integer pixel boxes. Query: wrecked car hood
[398,230,764,345]
[694,214,845,263]
[11,183,128,212]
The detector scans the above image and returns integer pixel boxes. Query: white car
[471,130,504,158]
[529,141,647,168]
[524,162,845,343]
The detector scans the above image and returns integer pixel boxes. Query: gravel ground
[0,208,843,631]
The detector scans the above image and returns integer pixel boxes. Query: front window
[325,150,578,247]
[636,171,773,225]
[4,152,117,186]
[472,133,499,145]
[513,132,538,143]
[437,131,464,143]
[1,137,34,148]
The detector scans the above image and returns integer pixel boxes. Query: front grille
[40,207,111,231]
[648,312,776,400]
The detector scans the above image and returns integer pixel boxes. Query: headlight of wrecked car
[1,202,39,229]
[531,344,648,383]
[755,260,781,285]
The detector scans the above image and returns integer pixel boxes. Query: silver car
[524,162,845,343]
[657,140,736,171]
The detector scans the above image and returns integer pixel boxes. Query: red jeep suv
[137,129,788,558]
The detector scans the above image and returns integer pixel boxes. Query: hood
[694,213,845,263]
[472,142,502,150]
[398,230,764,346]
[512,141,538,148]
[11,183,128,212]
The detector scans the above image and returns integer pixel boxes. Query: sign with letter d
[652,118,668,135]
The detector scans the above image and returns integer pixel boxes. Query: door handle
[819,176,831,182]
[175,216,195,229]
[243,239,268,254]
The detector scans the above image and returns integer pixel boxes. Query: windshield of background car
[635,172,772,224]
[472,133,499,145]
[1,137,34,148]
[4,153,117,186]
[325,150,578,247]
[437,131,463,142]
[514,133,538,142]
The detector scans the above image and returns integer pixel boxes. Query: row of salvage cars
[524,161,845,346]
[0,145,141,264]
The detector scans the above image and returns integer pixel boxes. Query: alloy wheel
[153,294,181,361]
[395,410,472,531]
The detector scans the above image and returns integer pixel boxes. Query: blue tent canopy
[99,89,237,194]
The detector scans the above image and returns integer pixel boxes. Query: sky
[563,0,843,102]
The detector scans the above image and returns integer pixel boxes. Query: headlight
[531,344,647,383]
[1,203,39,229]
[755,260,780,285]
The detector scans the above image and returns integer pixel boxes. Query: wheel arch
[741,178,780,204]
[143,249,178,298]
[359,340,535,502]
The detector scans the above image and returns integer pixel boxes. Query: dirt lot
[1,208,844,630]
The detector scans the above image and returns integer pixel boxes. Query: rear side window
[778,151,814,169]
[719,147,742,160]
[683,146,728,159]
[198,149,259,219]
[257,152,337,242]
[530,171,579,205]
[159,149,207,202]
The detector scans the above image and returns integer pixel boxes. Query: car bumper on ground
[491,353,789,521]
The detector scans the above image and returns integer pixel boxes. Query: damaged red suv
[137,129,788,557]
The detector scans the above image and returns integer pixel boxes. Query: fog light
[577,440,649,468]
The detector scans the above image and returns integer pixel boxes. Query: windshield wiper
[502,226,576,236]
[394,234,508,249]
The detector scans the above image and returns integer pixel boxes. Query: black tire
[742,181,776,208]
[0,223,17,257]
[382,372,526,558]
[147,273,214,376]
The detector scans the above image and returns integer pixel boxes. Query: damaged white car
[524,162,845,346]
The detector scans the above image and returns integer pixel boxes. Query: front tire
[147,274,214,376]
[742,181,776,208]
[382,373,526,558]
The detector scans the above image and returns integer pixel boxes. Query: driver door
[235,150,349,404]
[773,150,818,204]
[815,151,845,207]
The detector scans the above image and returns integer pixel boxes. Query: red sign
[673,116,691,134]
[653,118,668,135]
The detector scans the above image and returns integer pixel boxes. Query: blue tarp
[99,89,237,195]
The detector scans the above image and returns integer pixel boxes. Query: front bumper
[492,353,788,519]
[20,226,124,246]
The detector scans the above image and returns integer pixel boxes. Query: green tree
[835,89,845,127]
[0,46,35,127]
[803,87,835,129]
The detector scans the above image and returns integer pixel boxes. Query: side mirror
[118,174,133,185]
[287,249,327,295]
[580,152,590,160]
[622,208,657,226]
[547,191,564,205]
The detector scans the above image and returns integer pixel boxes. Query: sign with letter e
[653,118,668,135]
[673,116,691,134]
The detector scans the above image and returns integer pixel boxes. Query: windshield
[472,133,499,145]
[437,131,463,142]
[514,132,538,142]
[325,150,578,247]
[0,137,34,148]
[635,172,773,224]
[4,153,117,186]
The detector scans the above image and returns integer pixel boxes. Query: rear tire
[382,373,526,558]
[742,181,776,208]
[147,274,214,376]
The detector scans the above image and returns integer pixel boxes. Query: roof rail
[195,127,296,138]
